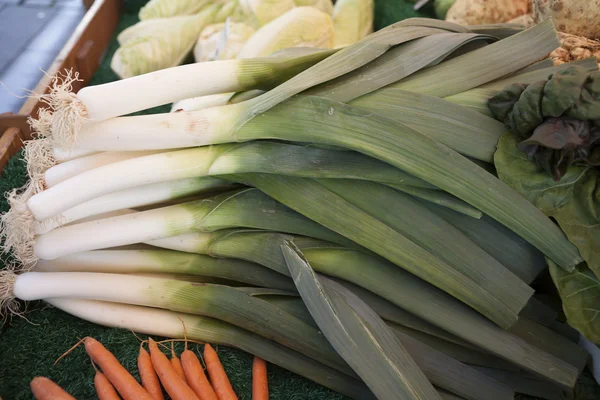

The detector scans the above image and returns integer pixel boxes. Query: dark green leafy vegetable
[495,132,599,343]
[494,132,598,278]
[489,67,600,181]
[548,259,600,344]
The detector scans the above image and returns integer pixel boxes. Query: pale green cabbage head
[237,6,334,59]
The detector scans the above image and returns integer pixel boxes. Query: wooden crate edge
[0,128,24,174]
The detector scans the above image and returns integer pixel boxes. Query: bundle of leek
[1,17,595,400]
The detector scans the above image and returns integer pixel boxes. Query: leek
[149,230,579,388]
[350,89,506,162]
[389,323,519,372]
[5,271,351,375]
[317,179,533,324]
[32,188,353,260]
[34,249,295,291]
[34,177,235,234]
[242,174,534,328]
[282,244,442,400]
[42,150,164,188]
[422,203,547,284]
[25,141,435,222]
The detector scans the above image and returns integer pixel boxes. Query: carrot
[30,377,75,400]
[170,342,187,383]
[95,371,121,400]
[84,337,153,400]
[252,357,268,400]
[181,349,219,400]
[138,346,164,400]
[148,338,200,400]
[204,344,238,400]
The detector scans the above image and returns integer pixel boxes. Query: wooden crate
[0,0,121,172]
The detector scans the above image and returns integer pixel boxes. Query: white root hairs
[0,184,38,268]
[23,138,54,193]
[27,107,53,140]
[0,270,22,322]
[32,70,86,148]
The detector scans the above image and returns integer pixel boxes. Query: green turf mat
[1,1,599,399]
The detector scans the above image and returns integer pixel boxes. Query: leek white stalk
[52,147,97,162]
[33,177,231,234]
[2,271,351,375]
[33,188,351,260]
[46,298,374,399]
[171,93,235,113]
[35,249,295,291]
[44,150,163,187]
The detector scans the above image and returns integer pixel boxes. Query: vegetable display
[112,0,374,78]
[1,9,600,399]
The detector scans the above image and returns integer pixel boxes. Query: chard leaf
[495,132,599,343]
[494,132,598,279]
[549,259,600,344]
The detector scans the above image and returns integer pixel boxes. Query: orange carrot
[95,371,121,400]
[138,346,164,400]
[170,342,187,383]
[84,337,153,400]
[204,344,238,400]
[181,349,219,400]
[252,357,268,400]
[30,377,75,400]
[148,338,200,400]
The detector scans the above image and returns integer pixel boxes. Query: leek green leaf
[281,241,441,400]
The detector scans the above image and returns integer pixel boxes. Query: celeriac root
[0,185,38,268]
[550,32,600,69]
[31,70,86,148]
